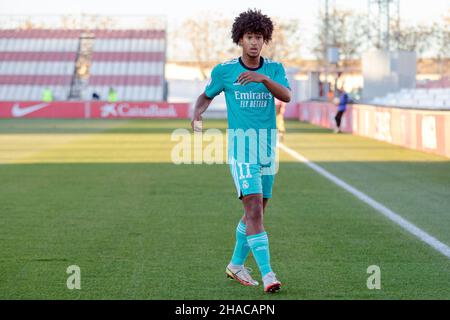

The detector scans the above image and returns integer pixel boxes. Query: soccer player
[191,9,291,293]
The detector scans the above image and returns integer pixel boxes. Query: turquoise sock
[247,232,273,277]
[230,220,250,266]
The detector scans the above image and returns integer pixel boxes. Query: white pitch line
[278,142,450,259]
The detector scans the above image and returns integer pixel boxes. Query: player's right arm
[190,64,224,131]
[191,93,213,131]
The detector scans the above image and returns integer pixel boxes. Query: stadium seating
[370,88,450,109]
[0,29,166,101]
[417,77,450,89]
[86,30,166,101]
[0,30,79,101]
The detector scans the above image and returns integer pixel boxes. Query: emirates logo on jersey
[234,91,273,108]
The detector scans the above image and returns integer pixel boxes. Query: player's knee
[245,198,263,222]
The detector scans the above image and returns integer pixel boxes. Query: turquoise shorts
[229,157,276,199]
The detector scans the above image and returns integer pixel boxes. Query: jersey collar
[239,56,264,71]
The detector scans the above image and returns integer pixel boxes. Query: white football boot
[226,264,259,286]
[262,271,281,293]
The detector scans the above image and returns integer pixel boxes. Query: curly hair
[231,9,274,45]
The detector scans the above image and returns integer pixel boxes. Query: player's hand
[191,114,203,132]
[238,71,268,85]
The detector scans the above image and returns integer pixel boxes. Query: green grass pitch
[0,119,449,299]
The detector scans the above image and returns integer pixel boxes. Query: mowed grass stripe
[0,119,131,164]
[1,119,228,164]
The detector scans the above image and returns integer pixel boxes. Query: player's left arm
[237,72,291,103]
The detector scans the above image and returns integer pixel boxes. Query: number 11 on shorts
[237,163,252,179]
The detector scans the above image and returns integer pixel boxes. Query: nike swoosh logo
[11,103,49,117]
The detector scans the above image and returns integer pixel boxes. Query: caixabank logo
[100,103,178,118]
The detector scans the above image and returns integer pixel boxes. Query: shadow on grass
[0,119,331,134]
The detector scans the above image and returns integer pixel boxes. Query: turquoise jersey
[205,56,290,166]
